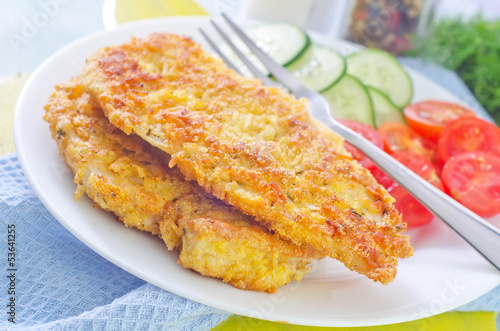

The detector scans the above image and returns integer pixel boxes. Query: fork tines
[199,14,292,88]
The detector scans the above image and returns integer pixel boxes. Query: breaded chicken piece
[172,193,313,291]
[80,33,413,284]
[44,80,319,293]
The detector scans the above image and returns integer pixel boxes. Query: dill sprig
[407,16,500,124]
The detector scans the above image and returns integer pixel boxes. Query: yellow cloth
[115,0,207,24]
[212,312,498,331]
[0,73,29,155]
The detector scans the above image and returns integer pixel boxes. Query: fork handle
[330,121,500,272]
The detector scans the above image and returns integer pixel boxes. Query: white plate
[14,16,500,327]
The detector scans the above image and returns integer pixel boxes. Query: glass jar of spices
[346,0,438,55]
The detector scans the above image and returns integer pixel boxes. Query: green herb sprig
[407,16,500,124]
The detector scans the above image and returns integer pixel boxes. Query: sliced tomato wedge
[441,152,500,217]
[378,122,437,162]
[404,101,476,142]
[388,185,435,227]
[392,151,444,191]
[338,119,383,170]
[437,117,500,164]
[370,165,395,190]
[370,151,443,227]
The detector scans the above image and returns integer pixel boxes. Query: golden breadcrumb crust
[44,80,319,293]
[80,33,413,284]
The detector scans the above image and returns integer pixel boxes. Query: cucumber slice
[368,87,406,128]
[321,74,375,127]
[248,23,311,66]
[286,45,346,92]
[346,49,413,108]
[221,23,310,77]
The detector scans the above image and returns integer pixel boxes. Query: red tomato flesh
[437,117,500,164]
[391,150,444,191]
[370,151,443,227]
[338,119,383,170]
[378,122,437,162]
[404,101,476,142]
[389,185,435,227]
[441,152,500,217]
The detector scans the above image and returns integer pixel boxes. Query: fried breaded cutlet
[44,79,320,293]
[80,33,413,284]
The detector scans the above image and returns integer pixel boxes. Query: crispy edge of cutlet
[43,79,320,292]
[79,33,413,284]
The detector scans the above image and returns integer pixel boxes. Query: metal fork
[200,13,500,272]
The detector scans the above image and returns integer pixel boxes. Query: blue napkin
[0,154,229,330]
[1,60,500,330]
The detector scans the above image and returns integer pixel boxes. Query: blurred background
[2,0,500,76]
